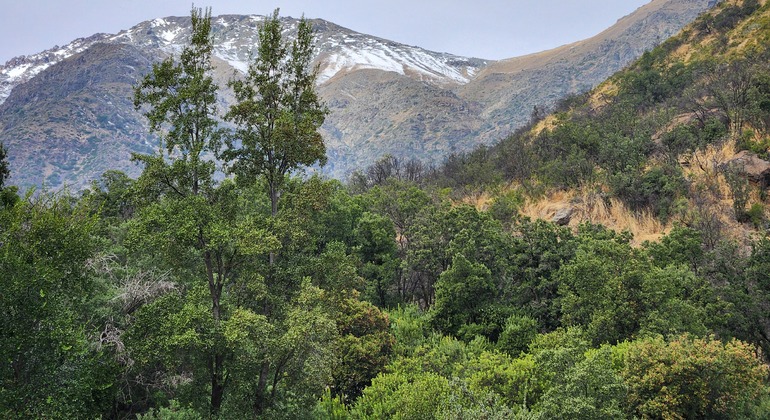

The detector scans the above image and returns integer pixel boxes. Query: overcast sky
[2,0,650,64]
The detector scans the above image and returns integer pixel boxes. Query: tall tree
[131,7,236,415]
[223,15,327,411]
[133,7,220,198]
[0,141,18,208]
[224,9,328,218]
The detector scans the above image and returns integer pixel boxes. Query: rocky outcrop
[722,151,770,187]
[552,207,574,226]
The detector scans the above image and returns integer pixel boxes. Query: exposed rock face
[0,43,156,187]
[0,0,716,190]
[723,151,770,187]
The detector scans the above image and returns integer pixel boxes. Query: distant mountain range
[0,0,717,190]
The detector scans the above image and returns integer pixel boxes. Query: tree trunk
[204,250,221,321]
[253,361,271,416]
[203,249,225,414]
[269,181,279,265]
[211,353,225,415]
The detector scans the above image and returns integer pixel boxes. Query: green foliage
[735,128,770,157]
[720,238,770,357]
[723,162,752,222]
[352,371,451,419]
[644,225,704,272]
[557,227,717,345]
[748,202,765,228]
[430,254,495,337]
[533,119,598,188]
[136,400,203,419]
[352,335,529,419]
[353,211,399,306]
[536,346,627,419]
[0,141,9,189]
[435,378,517,420]
[331,293,394,400]
[0,192,113,418]
[528,327,591,392]
[83,170,137,223]
[622,334,769,419]
[404,203,513,313]
[9,3,770,413]
[610,163,688,222]
[708,0,761,32]
[314,388,351,420]
[359,180,431,233]
[133,7,220,197]
[619,58,694,111]
[507,218,576,331]
[660,118,727,163]
[487,188,524,224]
[436,145,503,193]
[0,141,18,209]
[388,304,430,356]
[458,350,538,409]
[497,314,539,357]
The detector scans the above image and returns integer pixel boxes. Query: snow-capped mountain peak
[0,14,488,105]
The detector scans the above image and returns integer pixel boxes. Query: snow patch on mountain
[315,29,486,86]
[161,27,183,43]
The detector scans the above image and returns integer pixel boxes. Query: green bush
[497,314,539,357]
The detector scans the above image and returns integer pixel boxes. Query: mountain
[0,0,716,190]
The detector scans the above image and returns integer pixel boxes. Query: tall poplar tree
[0,142,9,190]
[133,7,220,197]
[222,11,328,413]
[224,9,328,218]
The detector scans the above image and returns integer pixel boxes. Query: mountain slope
[0,15,487,189]
[456,0,718,141]
[0,43,156,187]
[0,1,716,190]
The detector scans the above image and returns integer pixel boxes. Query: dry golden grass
[460,190,494,210]
[681,139,736,197]
[453,178,669,245]
[588,81,620,112]
[532,114,560,136]
[680,138,766,244]
[517,186,667,245]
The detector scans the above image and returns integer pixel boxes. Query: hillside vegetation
[429,0,770,245]
[4,1,770,419]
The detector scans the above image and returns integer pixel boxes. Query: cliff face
[0,1,716,190]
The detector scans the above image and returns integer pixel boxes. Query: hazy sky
[1,0,650,64]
